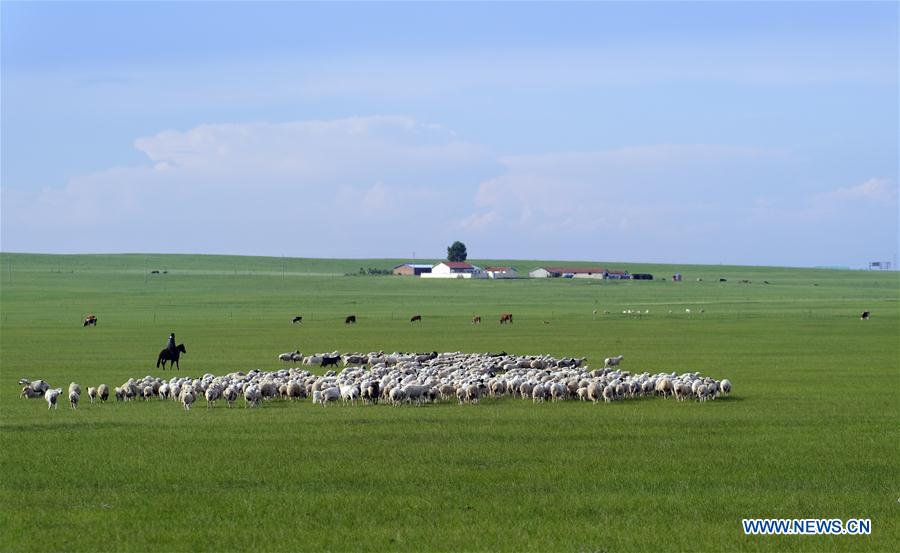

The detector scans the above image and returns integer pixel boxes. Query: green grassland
[1,253,897,552]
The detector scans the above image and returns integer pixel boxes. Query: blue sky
[2,1,897,267]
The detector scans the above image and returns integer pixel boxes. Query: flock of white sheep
[20,351,731,411]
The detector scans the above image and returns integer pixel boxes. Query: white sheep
[243,385,261,408]
[604,355,624,368]
[320,387,340,407]
[45,388,62,409]
[205,386,221,408]
[87,387,97,404]
[98,383,109,402]
[69,390,80,410]
[223,386,238,407]
[181,389,195,410]
[720,379,732,395]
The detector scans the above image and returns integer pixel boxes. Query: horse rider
[166,333,177,356]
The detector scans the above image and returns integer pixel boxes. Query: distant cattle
[410,314,422,323]
[719,278,727,282]
[472,315,481,325]
[345,315,357,324]
[321,355,341,368]
[499,313,513,324]
[150,270,160,274]
[291,316,303,324]
[860,311,870,320]
[83,315,98,327]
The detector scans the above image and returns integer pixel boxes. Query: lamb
[604,355,624,368]
[98,383,109,402]
[45,388,62,409]
[87,387,97,404]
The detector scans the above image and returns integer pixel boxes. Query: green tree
[447,241,468,262]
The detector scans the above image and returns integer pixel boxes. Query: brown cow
[410,314,422,323]
[472,315,482,325]
[500,313,513,324]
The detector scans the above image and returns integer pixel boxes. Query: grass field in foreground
[0,253,898,552]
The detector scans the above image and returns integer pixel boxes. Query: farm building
[484,266,518,279]
[420,261,487,279]
[529,267,628,279]
[392,263,433,276]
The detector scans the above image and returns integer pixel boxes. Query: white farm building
[484,266,518,279]
[420,261,487,279]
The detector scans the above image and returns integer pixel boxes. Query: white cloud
[821,177,897,203]
[0,117,495,256]
[3,117,895,267]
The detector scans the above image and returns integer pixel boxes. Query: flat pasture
[1,254,897,552]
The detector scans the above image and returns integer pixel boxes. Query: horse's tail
[156,352,163,368]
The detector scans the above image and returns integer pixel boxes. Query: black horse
[157,344,187,370]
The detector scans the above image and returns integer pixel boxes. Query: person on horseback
[166,333,177,355]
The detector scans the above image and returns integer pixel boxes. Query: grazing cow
[321,355,342,368]
[345,315,357,324]
[499,313,513,324]
[472,315,482,325]
[83,315,98,327]
[291,316,303,324]
[410,314,422,323]
[860,311,870,320]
